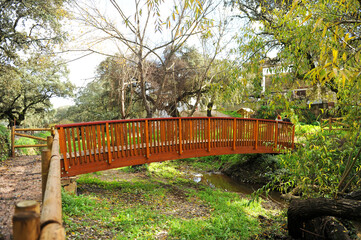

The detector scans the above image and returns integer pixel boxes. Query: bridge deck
[56,117,294,177]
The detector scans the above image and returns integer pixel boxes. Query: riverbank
[63,158,290,239]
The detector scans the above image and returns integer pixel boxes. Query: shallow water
[192,172,285,205]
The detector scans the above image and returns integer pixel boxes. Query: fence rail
[12,130,65,240]
[321,117,350,131]
[11,127,53,157]
[56,117,295,177]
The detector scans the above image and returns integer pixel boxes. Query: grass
[62,159,286,239]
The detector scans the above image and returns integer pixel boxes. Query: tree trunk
[288,197,361,239]
[207,102,213,117]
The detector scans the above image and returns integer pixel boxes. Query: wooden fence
[11,127,53,157]
[56,117,295,177]
[12,130,65,240]
[321,117,350,131]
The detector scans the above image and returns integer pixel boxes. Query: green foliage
[0,125,9,161]
[274,127,361,198]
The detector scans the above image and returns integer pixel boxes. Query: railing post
[208,118,211,152]
[59,127,69,172]
[145,120,150,158]
[254,120,258,150]
[11,126,15,157]
[106,123,112,164]
[232,118,236,150]
[178,119,183,155]
[329,117,332,132]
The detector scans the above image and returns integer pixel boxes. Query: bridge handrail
[56,117,295,177]
[55,117,294,128]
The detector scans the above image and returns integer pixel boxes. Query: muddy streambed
[191,172,285,206]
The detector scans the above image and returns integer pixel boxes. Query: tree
[230,0,361,118]
[73,0,220,118]
[0,0,68,65]
[0,54,73,126]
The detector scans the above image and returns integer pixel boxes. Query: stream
[192,172,285,206]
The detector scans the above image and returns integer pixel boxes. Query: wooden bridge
[56,117,295,177]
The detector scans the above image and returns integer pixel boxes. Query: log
[39,223,65,240]
[41,131,62,226]
[13,211,40,240]
[288,198,361,238]
[15,200,40,214]
[42,149,51,201]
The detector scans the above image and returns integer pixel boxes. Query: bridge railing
[56,117,294,177]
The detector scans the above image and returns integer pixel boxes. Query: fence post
[274,121,278,149]
[41,150,51,201]
[329,117,332,132]
[11,126,15,157]
[13,200,40,240]
[291,125,295,149]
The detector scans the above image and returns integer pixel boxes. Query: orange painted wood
[292,125,295,149]
[85,126,93,163]
[56,117,295,177]
[254,120,258,150]
[106,123,112,164]
[80,127,87,163]
[59,127,69,172]
[76,127,82,164]
[274,122,278,148]
[178,119,182,155]
[145,120,150,159]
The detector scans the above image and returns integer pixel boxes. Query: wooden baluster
[145,120,150,159]
[96,125,102,161]
[110,124,115,159]
[106,123,112,164]
[59,127,69,172]
[274,121,278,149]
[136,122,141,155]
[179,119,182,155]
[85,126,92,163]
[254,120,259,150]
[233,118,236,150]
[71,128,77,165]
[208,118,211,152]
[91,125,98,161]
[120,123,125,157]
[100,124,106,160]
[76,127,82,164]
[65,128,73,167]
[80,127,87,163]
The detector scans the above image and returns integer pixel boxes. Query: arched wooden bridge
[56,117,295,177]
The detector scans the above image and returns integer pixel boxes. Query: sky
[50,0,242,109]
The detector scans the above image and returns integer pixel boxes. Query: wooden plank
[96,125,102,161]
[120,123,125,158]
[208,118,211,152]
[14,132,47,141]
[65,128,73,166]
[292,125,295,149]
[101,124,107,160]
[274,122,278,148]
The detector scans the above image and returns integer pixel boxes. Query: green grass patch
[63,163,286,239]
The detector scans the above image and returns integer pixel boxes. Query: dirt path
[0,155,42,240]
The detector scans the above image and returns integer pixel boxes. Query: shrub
[0,125,9,161]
